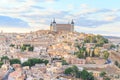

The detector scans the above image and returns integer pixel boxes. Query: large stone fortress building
[50,19,74,32]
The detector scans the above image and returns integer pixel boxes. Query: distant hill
[104,36,120,39]
[104,36,120,44]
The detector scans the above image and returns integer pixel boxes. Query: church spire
[50,19,52,26]
[71,19,74,24]
[53,18,56,23]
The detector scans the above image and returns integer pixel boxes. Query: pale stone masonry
[50,19,74,32]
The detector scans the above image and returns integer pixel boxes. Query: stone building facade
[50,19,74,32]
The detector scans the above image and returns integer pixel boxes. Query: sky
[0,0,120,36]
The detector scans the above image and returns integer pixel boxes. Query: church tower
[50,21,53,31]
[50,18,56,31]
[52,18,56,31]
[71,19,74,32]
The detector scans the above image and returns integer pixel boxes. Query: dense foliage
[0,55,49,67]
[62,60,69,65]
[100,71,111,80]
[103,51,109,60]
[75,46,101,59]
[22,58,49,67]
[64,65,94,80]
[75,47,87,59]
[9,44,15,47]
[21,44,34,52]
[81,70,94,80]
[100,71,106,77]
[115,61,120,68]
[84,35,108,47]
[0,62,3,68]
[1,56,9,61]
[1,56,21,65]
[104,77,111,80]
[10,59,21,65]
[64,67,73,74]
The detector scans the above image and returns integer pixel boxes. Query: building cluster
[0,30,120,80]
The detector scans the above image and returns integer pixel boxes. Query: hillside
[104,36,120,44]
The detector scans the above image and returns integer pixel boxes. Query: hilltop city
[0,19,120,80]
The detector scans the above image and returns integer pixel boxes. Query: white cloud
[80,4,88,9]
[0,0,120,36]
[104,15,117,21]
[75,22,120,37]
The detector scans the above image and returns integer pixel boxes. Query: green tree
[87,72,94,80]
[62,60,68,65]
[71,65,79,77]
[21,44,34,52]
[21,46,26,51]
[75,51,84,59]
[28,46,34,51]
[0,62,3,68]
[104,77,111,80]
[64,66,94,79]
[75,47,86,59]
[103,51,109,60]
[22,58,49,67]
[115,61,119,66]
[64,67,73,75]
[100,71,106,77]
[76,71,81,78]
[23,44,31,47]
[10,44,15,47]
[84,35,108,47]
[10,59,21,65]
[43,60,49,65]
[1,56,9,61]
[64,65,79,77]
[85,51,88,58]
[81,70,89,80]
[22,61,31,66]
[94,47,100,57]
[110,44,116,49]
[119,64,120,68]
[76,45,81,50]
[92,50,95,57]
[81,70,94,80]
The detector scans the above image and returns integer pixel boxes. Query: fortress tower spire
[53,18,56,23]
